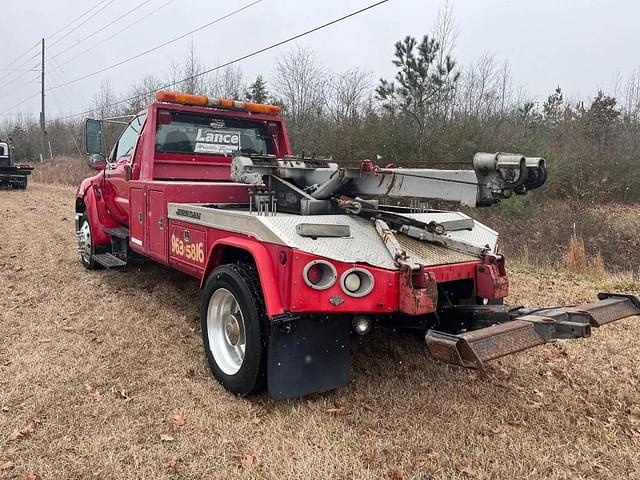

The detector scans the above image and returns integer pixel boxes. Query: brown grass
[475,200,640,274]
[1,184,640,479]
[30,156,93,186]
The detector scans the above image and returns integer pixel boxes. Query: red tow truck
[76,90,640,399]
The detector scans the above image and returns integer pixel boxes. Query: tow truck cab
[76,96,292,264]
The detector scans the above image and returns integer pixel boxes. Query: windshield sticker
[194,128,240,155]
[209,119,226,128]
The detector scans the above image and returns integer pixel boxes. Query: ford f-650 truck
[75,90,640,399]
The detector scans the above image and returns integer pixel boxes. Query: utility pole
[40,37,47,162]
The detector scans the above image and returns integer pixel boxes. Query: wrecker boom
[231,151,547,208]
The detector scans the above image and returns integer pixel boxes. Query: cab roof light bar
[155,90,281,115]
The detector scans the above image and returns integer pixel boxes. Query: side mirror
[88,153,107,171]
[84,118,103,155]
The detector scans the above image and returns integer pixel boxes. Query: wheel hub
[223,314,241,346]
[207,288,246,375]
[78,220,91,262]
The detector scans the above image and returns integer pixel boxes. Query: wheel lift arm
[425,293,640,369]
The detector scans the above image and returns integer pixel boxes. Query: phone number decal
[171,233,205,264]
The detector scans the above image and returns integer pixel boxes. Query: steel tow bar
[425,293,640,369]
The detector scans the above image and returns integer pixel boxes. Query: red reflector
[306,264,322,285]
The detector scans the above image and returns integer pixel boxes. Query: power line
[0,92,40,114]
[47,59,86,113]
[59,0,177,68]
[52,0,155,58]
[47,0,111,41]
[0,68,39,73]
[2,41,40,71]
[0,1,114,96]
[48,0,117,48]
[56,0,390,121]
[0,1,110,92]
[50,0,263,91]
[0,52,42,93]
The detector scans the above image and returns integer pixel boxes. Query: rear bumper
[426,293,640,368]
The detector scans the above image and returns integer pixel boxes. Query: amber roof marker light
[155,90,281,115]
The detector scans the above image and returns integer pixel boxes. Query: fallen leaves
[240,447,263,469]
[8,419,41,441]
[159,433,175,443]
[0,461,15,470]
[362,448,377,466]
[388,467,403,480]
[456,464,478,478]
[19,473,37,480]
[164,455,181,473]
[485,418,528,437]
[326,402,347,416]
[110,386,131,401]
[361,427,381,437]
[85,385,101,402]
[171,414,187,430]
[416,451,442,464]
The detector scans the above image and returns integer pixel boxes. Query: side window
[113,114,146,161]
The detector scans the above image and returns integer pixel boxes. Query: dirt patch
[1,184,640,479]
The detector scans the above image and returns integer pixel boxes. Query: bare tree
[433,0,458,69]
[91,80,118,120]
[180,39,207,94]
[126,73,163,114]
[208,64,245,99]
[324,68,372,158]
[272,45,326,149]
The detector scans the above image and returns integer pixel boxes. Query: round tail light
[303,260,337,290]
[340,268,374,297]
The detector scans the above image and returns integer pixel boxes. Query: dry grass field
[1,183,639,479]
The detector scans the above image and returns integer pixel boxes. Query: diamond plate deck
[168,204,498,270]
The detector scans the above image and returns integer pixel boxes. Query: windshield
[155,110,274,156]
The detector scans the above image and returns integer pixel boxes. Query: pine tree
[376,35,459,157]
[246,76,270,104]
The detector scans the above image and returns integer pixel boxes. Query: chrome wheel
[78,218,92,264]
[207,288,246,375]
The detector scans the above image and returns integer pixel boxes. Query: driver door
[104,115,146,224]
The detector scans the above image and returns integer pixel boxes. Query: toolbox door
[147,189,167,262]
[129,187,145,253]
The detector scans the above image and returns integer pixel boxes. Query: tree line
[2,7,640,204]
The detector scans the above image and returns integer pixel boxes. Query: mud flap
[426,293,640,369]
[267,316,351,399]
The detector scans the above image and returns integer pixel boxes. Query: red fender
[77,182,119,246]
[201,238,285,318]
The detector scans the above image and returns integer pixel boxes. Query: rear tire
[201,263,268,396]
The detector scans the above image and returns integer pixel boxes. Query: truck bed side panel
[148,189,168,262]
[129,187,145,253]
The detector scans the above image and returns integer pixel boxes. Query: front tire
[77,214,99,270]
[201,263,268,396]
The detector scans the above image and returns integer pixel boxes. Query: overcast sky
[1,0,639,119]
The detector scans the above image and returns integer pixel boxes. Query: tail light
[303,260,336,290]
[340,268,374,297]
